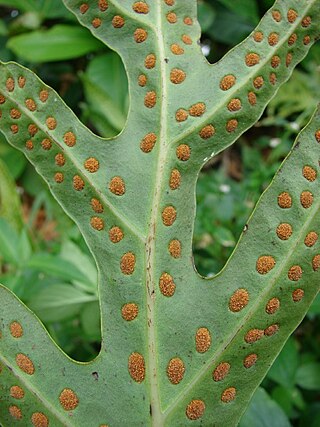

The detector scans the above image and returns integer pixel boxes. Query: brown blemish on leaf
[167,12,177,23]
[121,252,136,275]
[11,124,19,134]
[16,353,35,375]
[171,44,184,55]
[189,103,206,117]
[134,28,148,43]
[288,265,303,281]
[287,9,298,23]
[253,76,264,89]
[31,412,49,427]
[292,289,304,302]
[73,175,85,191]
[109,176,126,195]
[10,386,25,399]
[245,329,264,343]
[248,91,257,105]
[256,255,275,274]
[276,223,292,240]
[84,157,99,173]
[55,153,66,167]
[128,353,145,382]
[162,206,177,226]
[18,76,26,88]
[213,362,230,382]
[25,98,36,111]
[288,33,297,45]
[300,191,313,208]
[112,16,124,28]
[145,54,156,69]
[140,133,157,153]
[301,16,311,27]
[265,324,279,336]
[253,31,264,42]
[46,117,57,130]
[28,124,38,136]
[169,239,181,258]
[313,254,320,271]
[164,0,175,5]
[272,10,282,22]
[278,192,292,208]
[90,217,104,231]
[220,75,236,91]
[159,272,176,296]
[245,53,260,66]
[199,124,215,139]
[170,68,186,84]
[221,387,236,403]
[0,94,5,104]
[121,303,138,321]
[59,388,79,411]
[286,53,293,67]
[266,298,280,314]
[170,169,181,190]
[80,3,89,13]
[133,2,149,13]
[305,231,318,247]
[226,119,238,133]
[269,73,277,85]
[98,0,108,11]
[144,91,157,108]
[182,34,192,45]
[6,77,14,92]
[184,17,193,25]
[268,32,279,46]
[41,138,52,150]
[54,172,64,184]
[176,144,190,160]
[91,198,104,213]
[271,55,280,68]
[10,109,21,119]
[243,353,258,368]
[9,405,22,420]
[109,226,124,243]
[176,109,188,122]
[315,130,320,143]
[228,98,242,111]
[229,288,249,312]
[167,358,185,384]
[186,400,205,420]
[92,18,102,28]
[10,321,23,338]
[138,74,147,87]
[303,36,311,45]
[25,140,34,150]
[196,327,211,353]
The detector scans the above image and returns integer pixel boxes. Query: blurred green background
[0,1,320,425]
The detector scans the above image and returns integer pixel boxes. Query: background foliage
[0,0,319,425]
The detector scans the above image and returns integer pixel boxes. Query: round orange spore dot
[276,223,292,240]
[84,157,99,173]
[133,2,149,13]
[256,256,276,274]
[54,173,64,184]
[9,405,22,420]
[171,44,184,55]
[25,140,34,150]
[220,75,236,91]
[112,16,125,28]
[109,176,126,196]
[121,303,139,321]
[176,144,190,161]
[167,357,185,384]
[301,16,311,27]
[10,108,21,119]
[182,34,192,45]
[144,91,157,108]
[248,91,257,105]
[288,33,297,46]
[164,0,175,4]
[55,153,66,167]
[170,169,181,190]
[278,192,292,208]
[140,133,157,153]
[186,400,205,420]
[170,68,186,84]
[176,109,188,122]
[0,94,6,104]
[134,28,148,43]
[227,98,242,112]
[91,198,103,213]
[195,327,211,353]
[80,3,89,13]
[31,412,49,427]
[138,74,147,87]
[269,72,277,85]
[229,288,249,312]
[10,385,25,399]
[92,18,102,28]
[245,53,260,66]
[300,191,313,208]
[266,297,280,314]
[189,103,206,117]
[98,0,108,11]
[59,388,79,411]
[109,226,124,243]
[303,166,317,182]
[167,12,177,23]
[184,17,193,25]
[159,272,176,297]
[303,36,311,45]
[162,206,177,226]
[18,76,26,88]
[226,119,238,133]
[288,265,303,281]
[145,54,156,69]
[286,53,293,67]
[287,9,298,23]
[265,324,279,337]
[10,321,23,338]
[90,217,104,231]
[28,124,38,136]
[199,124,215,139]
[16,353,35,375]
[292,289,304,302]
[46,117,57,130]
[271,55,280,68]
[121,252,136,275]
[268,32,279,46]
[6,77,15,92]
[41,138,52,150]
[169,239,181,258]
[253,76,264,89]
[11,124,19,134]
[39,89,49,102]
[25,99,37,111]
[272,10,282,22]
[213,362,230,382]
[313,254,320,271]
[73,175,85,191]
[243,353,258,368]
[128,352,145,383]
[245,329,264,343]
[305,231,318,247]
[221,387,236,403]
[315,130,320,143]
[253,31,264,42]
